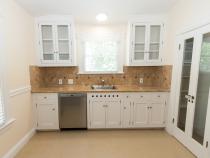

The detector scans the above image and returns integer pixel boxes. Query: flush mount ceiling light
[96,13,108,22]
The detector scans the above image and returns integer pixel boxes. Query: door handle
[185,94,192,99]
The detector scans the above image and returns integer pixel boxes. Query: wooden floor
[15,130,196,158]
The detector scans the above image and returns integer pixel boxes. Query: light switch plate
[139,78,144,84]
[58,79,63,85]
[68,79,74,85]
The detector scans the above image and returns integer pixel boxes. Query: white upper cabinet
[127,17,165,66]
[36,16,75,66]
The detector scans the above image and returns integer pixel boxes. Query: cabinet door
[55,24,73,64]
[89,101,106,128]
[106,100,122,128]
[122,99,132,128]
[39,24,56,64]
[132,24,147,62]
[148,25,162,62]
[133,102,149,127]
[149,103,165,127]
[37,103,59,130]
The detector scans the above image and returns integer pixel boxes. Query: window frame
[78,32,124,74]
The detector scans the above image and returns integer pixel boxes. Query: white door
[90,101,106,128]
[55,24,73,64]
[122,99,133,128]
[173,31,196,146]
[133,101,149,127]
[39,23,56,64]
[37,103,59,130]
[106,100,121,128]
[149,103,165,127]
[173,24,210,158]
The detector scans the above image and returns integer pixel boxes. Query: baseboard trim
[9,86,31,97]
[2,128,36,158]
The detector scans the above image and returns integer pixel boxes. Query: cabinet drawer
[150,93,166,103]
[36,93,58,103]
[133,93,150,102]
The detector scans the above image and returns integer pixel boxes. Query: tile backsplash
[30,66,172,89]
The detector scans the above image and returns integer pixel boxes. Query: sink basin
[91,85,116,90]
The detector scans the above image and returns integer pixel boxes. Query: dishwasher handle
[59,93,86,98]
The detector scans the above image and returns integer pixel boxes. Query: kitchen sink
[91,85,117,90]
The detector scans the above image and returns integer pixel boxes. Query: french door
[173,24,210,158]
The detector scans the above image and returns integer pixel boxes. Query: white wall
[0,0,35,157]
[166,0,210,133]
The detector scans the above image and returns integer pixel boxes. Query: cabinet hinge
[165,101,167,106]
[172,118,175,124]
[206,141,209,148]
[179,44,181,50]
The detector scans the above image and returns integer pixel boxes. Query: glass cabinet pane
[177,38,194,131]
[134,26,146,60]
[41,25,54,60]
[192,33,210,145]
[58,25,69,39]
[57,25,70,61]
[149,25,161,60]
[41,25,53,39]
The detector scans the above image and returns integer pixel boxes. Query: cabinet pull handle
[52,108,55,111]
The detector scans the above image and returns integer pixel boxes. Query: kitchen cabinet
[88,93,122,129]
[122,93,167,128]
[36,16,75,66]
[33,93,59,130]
[127,21,164,66]
[88,92,168,129]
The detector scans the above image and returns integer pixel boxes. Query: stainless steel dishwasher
[59,93,87,129]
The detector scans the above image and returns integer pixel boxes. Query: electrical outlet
[68,79,74,85]
[139,78,144,84]
[58,79,63,85]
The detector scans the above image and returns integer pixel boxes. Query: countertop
[31,85,170,93]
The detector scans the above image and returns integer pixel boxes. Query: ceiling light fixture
[96,13,108,22]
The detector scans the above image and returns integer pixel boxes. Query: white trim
[9,86,31,98]
[2,128,36,158]
[0,118,16,133]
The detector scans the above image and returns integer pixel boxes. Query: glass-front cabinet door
[56,25,72,63]
[133,25,147,61]
[131,23,162,65]
[148,25,161,61]
[40,24,56,63]
[38,22,73,66]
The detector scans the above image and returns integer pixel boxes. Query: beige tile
[15,130,195,158]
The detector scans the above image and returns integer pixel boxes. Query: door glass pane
[177,38,194,131]
[192,33,210,145]
[149,25,161,60]
[134,26,146,60]
[57,25,70,60]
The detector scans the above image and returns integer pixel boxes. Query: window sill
[0,118,16,133]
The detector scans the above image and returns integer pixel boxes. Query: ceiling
[15,0,178,23]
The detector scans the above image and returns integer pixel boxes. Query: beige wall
[166,0,210,132]
[166,0,210,65]
[0,0,35,157]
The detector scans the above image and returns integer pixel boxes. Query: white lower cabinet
[33,93,59,130]
[88,92,168,129]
